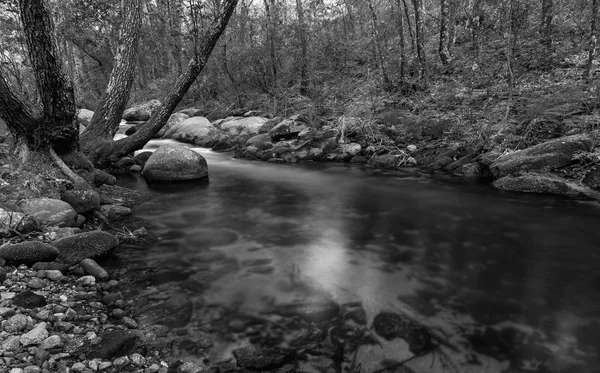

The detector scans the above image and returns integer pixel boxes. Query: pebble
[113,356,130,368]
[40,335,63,350]
[27,278,45,289]
[71,362,86,372]
[10,368,24,373]
[130,353,145,366]
[79,259,109,280]
[2,335,21,351]
[98,362,112,370]
[148,364,160,372]
[122,317,138,329]
[20,322,48,346]
[76,275,96,286]
[23,366,42,373]
[45,270,63,281]
[0,307,16,317]
[5,313,28,332]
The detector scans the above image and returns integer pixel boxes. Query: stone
[492,173,591,197]
[341,143,361,156]
[245,133,274,150]
[122,99,161,121]
[133,151,153,167]
[23,366,42,373]
[86,330,141,359]
[138,293,193,328]
[269,118,309,141]
[45,270,63,281]
[143,144,209,182]
[60,190,100,214]
[40,335,63,350]
[5,314,28,332]
[12,290,47,309]
[232,346,294,371]
[2,335,21,351]
[32,262,69,272]
[367,154,399,169]
[157,113,189,138]
[9,369,24,373]
[178,108,203,117]
[490,134,592,178]
[54,231,119,264]
[179,362,205,373]
[76,109,94,127]
[79,259,110,279]
[130,353,145,366]
[372,312,432,355]
[0,307,16,317]
[18,198,78,227]
[124,125,138,135]
[93,169,116,187]
[453,162,484,179]
[0,241,59,265]
[0,208,39,233]
[71,362,86,372]
[20,322,49,346]
[77,275,96,286]
[218,116,268,137]
[407,144,417,152]
[98,205,131,221]
[163,117,226,146]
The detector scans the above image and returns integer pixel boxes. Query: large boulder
[163,116,226,146]
[178,108,203,117]
[60,190,100,214]
[492,173,595,198]
[490,134,592,178]
[269,116,309,141]
[218,116,268,137]
[76,109,94,127]
[18,198,78,227]
[54,231,119,264]
[142,144,209,182]
[245,134,274,150]
[122,99,161,121]
[0,241,58,265]
[157,112,189,138]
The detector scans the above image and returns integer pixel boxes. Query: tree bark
[587,0,599,80]
[411,0,427,82]
[401,0,415,52]
[393,0,406,79]
[439,0,452,65]
[263,0,278,89]
[85,0,239,167]
[80,0,142,151]
[0,0,78,155]
[367,0,391,87]
[540,0,553,49]
[296,0,309,95]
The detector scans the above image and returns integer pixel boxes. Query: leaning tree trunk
[80,0,142,150]
[0,0,78,157]
[84,0,239,168]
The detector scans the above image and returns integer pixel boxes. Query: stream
[112,138,600,373]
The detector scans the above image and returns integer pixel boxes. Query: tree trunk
[296,0,309,95]
[0,0,78,156]
[587,0,599,80]
[393,0,406,79]
[367,0,391,87]
[401,0,415,52]
[439,0,452,65]
[411,0,427,82]
[540,0,553,50]
[84,0,239,168]
[263,0,278,90]
[80,0,142,151]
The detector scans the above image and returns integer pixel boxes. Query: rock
[133,151,153,167]
[93,169,116,187]
[18,198,78,227]
[40,335,63,350]
[123,99,161,121]
[77,275,96,286]
[12,290,47,309]
[163,117,226,146]
[23,366,41,373]
[143,144,209,182]
[138,293,193,328]
[218,116,268,137]
[0,307,16,317]
[32,262,70,272]
[0,208,39,233]
[98,204,131,221]
[372,312,432,355]
[20,322,49,346]
[259,117,284,134]
[76,109,94,127]
[270,118,309,141]
[5,314,28,332]
[0,241,58,265]
[45,270,63,281]
[350,155,367,164]
[407,144,417,152]
[79,258,110,280]
[245,134,274,150]
[583,167,600,190]
[453,162,484,179]
[86,330,141,359]
[276,301,340,323]
[178,108,203,117]
[54,231,119,264]
[367,154,399,169]
[492,173,592,197]
[124,125,138,135]
[0,267,5,282]
[233,346,294,371]
[109,157,136,175]
[490,134,592,178]
[341,143,361,156]
[157,112,189,138]
[2,335,20,351]
[60,190,100,214]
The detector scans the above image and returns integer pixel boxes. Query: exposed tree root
[49,148,91,190]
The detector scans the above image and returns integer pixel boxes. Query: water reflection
[115,144,600,372]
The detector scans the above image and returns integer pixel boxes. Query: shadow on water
[112,144,600,372]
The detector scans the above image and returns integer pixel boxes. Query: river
[113,139,600,373]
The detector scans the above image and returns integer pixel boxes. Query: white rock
[130,353,145,366]
[407,144,417,152]
[40,335,63,350]
[2,335,21,351]
[45,270,63,281]
[76,275,96,286]
[20,322,48,346]
[10,368,24,373]
[5,314,27,333]
[71,362,86,372]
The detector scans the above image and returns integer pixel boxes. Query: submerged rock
[86,330,141,359]
[233,345,294,371]
[372,312,432,355]
[276,300,340,323]
[143,144,209,182]
[138,293,193,328]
